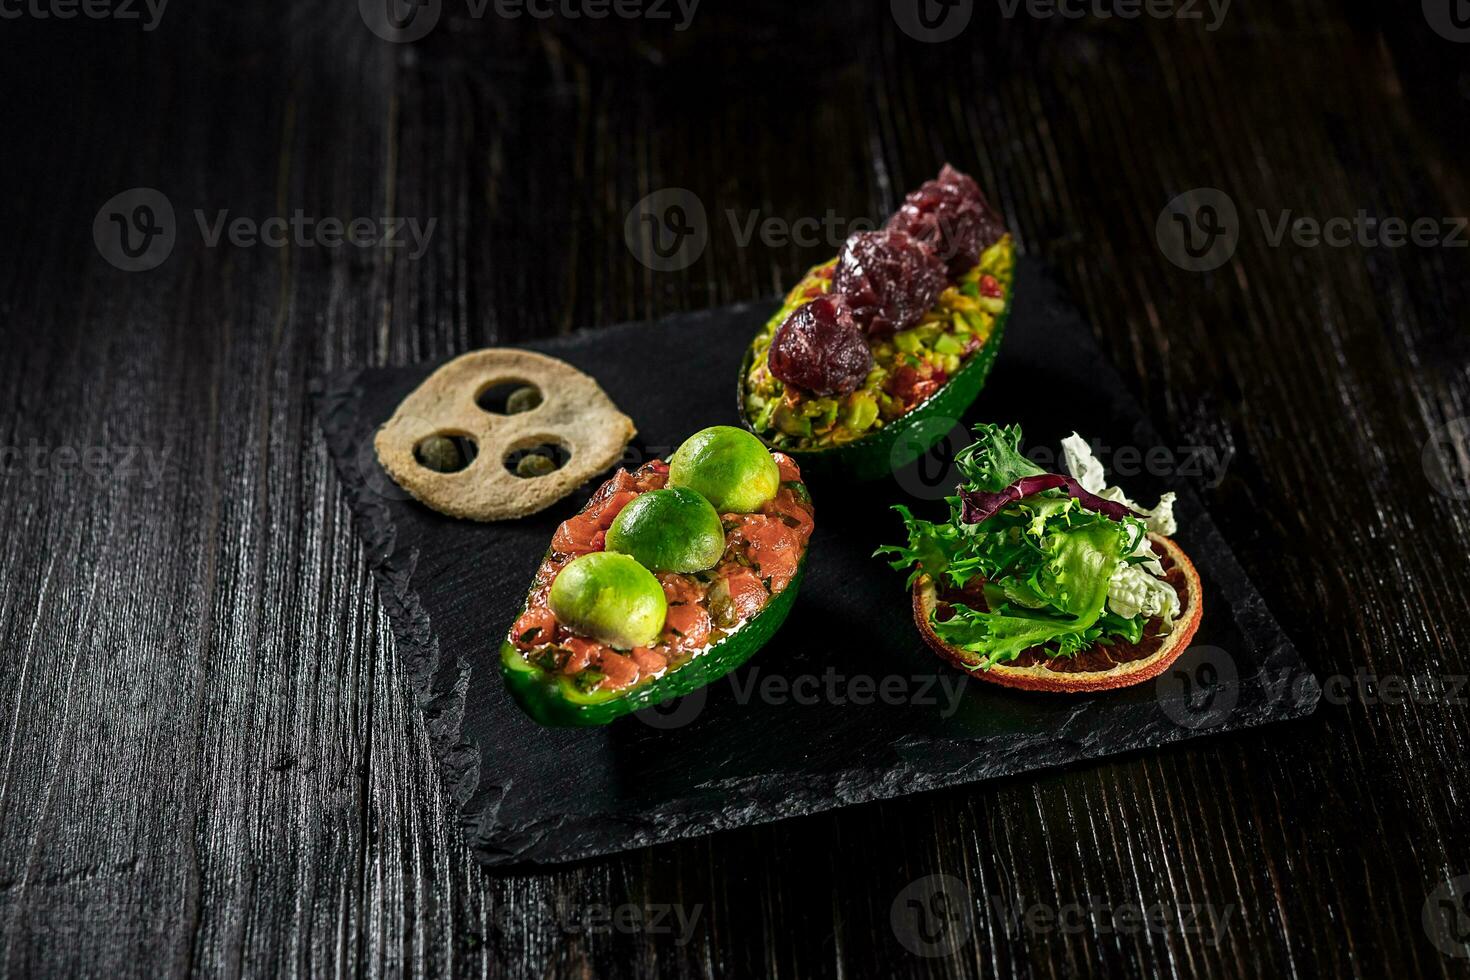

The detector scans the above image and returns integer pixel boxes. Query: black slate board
[313,260,1320,869]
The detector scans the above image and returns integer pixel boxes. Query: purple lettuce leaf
[958,474,1141,525]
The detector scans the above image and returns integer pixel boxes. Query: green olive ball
[605,488,725,573]
[515,452,557,478]
[667,426,780,514]
[506,386,542,414]
[548,552,667,650]
[415,435,464,473]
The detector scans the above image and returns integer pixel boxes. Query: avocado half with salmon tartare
[741,165,1015,481]
[501,426,814,726]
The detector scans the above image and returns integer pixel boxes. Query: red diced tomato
[979,274,1002,298]
[659,572,707,606]
[593,490,638,529]
[739,517,800,592]
[598,651,640,691]
[511,608,558,649]
[551,514,603,556]
[630,647,668,675]
[762,487,814,543]
[560,637,601,675]
[585,469,634,510]
[720,566,768,622]
[771,452,802,484]
[890,364,940,407]
[632,461,669,493]
[663,601,712,650]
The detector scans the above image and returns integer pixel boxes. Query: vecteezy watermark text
[1314,671,1469,708]
[994,0,1230,31]
[1025,437,1232,487]
[726,668,969,717]
[0,0,167,30]
[0,442,172,488]
[1257,210,1469,249]
[193,211,437,258]
[890,0,1228,43]
[891,419,1234,503]
[94,188,437,272]
[361,0,699,43]
[555,902,703,944]
[989,893,1235,945]
[624,188,883,272]
[1156,643,1470,732]
[890,874,1235,957]
[726,209,879,250]
[1157,187,1469,272]
[494,0,698,26]
[635,668,971,729]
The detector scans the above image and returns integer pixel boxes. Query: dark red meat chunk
[768,295,872,396]
[886,164,1006,276]
[830,230,946,337]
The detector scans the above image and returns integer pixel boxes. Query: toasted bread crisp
[912,533,1203,693]
[374,349,636,521]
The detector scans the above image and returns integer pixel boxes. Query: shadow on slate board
[312,259,1321,869]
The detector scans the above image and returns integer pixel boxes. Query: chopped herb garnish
[573,671,606,694]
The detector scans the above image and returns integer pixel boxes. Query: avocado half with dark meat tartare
[500,426,814,726]
[740,165,1015,482]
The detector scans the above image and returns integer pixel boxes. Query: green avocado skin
[501,561,805,727]
[738,296,1011,483]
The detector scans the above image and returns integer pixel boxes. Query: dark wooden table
[3,1,1469,976]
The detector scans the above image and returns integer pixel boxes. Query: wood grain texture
[0,1,1467,977]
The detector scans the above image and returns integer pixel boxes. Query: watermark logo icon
[1423,417,1470,501]
[1424,0,1470,41]
[94,187,175,272]
[892,415,968,501]
[1156,644,1239,729]
[633,688,708,730]
[356,414,431,503]
[360,0,442,42]
[1422,875,1470,958]
[891,0,974,42]
[624,188,708,272]
[1156,187,1239,272]
[891,874,973,956]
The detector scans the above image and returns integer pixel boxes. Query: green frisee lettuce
[877,424,1181,669]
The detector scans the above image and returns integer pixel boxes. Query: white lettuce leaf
[1061,433,1178,535]
[1061,432,1182,625]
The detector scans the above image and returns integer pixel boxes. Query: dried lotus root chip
[373,349,636,521]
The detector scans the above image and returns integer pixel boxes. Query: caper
[515,452,557,478]
[506,386,543,414]
[416,435,463,473]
